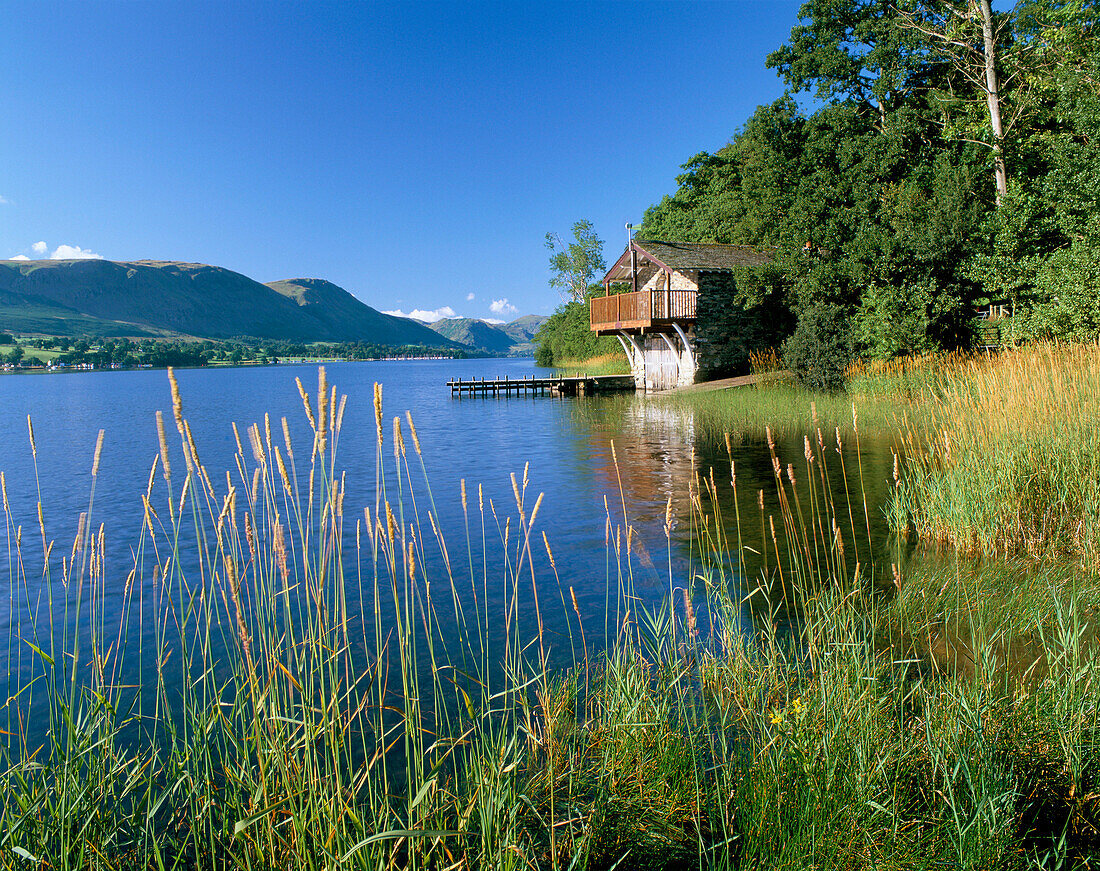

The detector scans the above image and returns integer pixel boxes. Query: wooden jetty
[447,374,635,397]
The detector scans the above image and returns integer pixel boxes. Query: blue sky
[1,1,805,322]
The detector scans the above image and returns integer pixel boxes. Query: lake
[0,357,896,724]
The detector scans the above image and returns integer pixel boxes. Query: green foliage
[782,303,855,391]
[637,1,1100,361]
[19,336,465,370]
[545,219,607,304]
[6,362,1100,866]
[766,0,928,113]
[1012,238,1100,342]
[857,276,975,359]
[534,290,622,367]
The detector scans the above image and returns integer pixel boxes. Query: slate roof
[604,239,773,285]
[634,239,773,271]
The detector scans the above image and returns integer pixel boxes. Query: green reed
[2,366,1098,869]
[659,380,901,444]
[551,353,632,377]
[892,341,1100,572]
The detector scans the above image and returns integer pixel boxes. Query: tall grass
[661,347,977,446]
[1,368,557,868]
[552,353,631,377]
[893,341,1100,571]
[2,365,1098,869]
[845,349,978,400]
[659,383,901,444]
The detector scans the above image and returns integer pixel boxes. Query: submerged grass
[658,381,899,443]
[2,358,1099,869]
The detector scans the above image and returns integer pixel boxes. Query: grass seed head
[91,429,104,478]
[296,377,316,430]
[167,368,184,433]
[404,411,422,456]
[373,382,383,447]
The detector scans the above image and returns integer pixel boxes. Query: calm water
[0,358,896,696]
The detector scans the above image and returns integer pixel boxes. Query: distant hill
[265,278,456,347]
[0,259,459,347]
[428,318,517,354]
[424,315,548,356]
[499,314,547,344]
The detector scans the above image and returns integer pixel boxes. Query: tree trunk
[978,0,1008,205]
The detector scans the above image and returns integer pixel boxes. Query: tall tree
[766,0,929,129]
[894,0,1012,203]
[545,220,607,304]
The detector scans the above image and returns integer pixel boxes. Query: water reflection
[566,392,899,606]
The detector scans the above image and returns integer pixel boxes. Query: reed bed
[552,353,631,377]
[661,347,978,445]
[845,349,979,400]
[893,341,1100,572]
[1,366,1098,869]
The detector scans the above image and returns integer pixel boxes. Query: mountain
[428,318,517,354]
[0,259,459,347]
[499,314,547,344]
[265,278,456,347]
[425,315,549,355]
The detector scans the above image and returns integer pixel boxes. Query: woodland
[539,0,1100,372]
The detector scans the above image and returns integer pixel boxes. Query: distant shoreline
[0,353,513,376]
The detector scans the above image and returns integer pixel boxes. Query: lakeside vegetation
[536,0,1100,379]
[893,341,1100,573]
[0,336,474,372]
[549,352,630,377]
[3,3,1098,866]
[3,344,1099,868]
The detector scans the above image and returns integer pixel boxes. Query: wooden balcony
[590,289,697,334]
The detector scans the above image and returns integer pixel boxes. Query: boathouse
[590,239,773,391]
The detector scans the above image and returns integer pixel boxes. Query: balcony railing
[590,289,697,333]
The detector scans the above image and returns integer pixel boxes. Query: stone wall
[671,269,698,290]
[694,271,752,378]
[637,266,662,290]
[639,268,700,292]
[694,270,788,378]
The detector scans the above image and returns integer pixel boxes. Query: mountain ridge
[0,259,461,348]
[424,315,548,356]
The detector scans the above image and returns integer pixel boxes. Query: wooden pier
[447,374,635,397]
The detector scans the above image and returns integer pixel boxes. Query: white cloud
[0,195,10,205]
[7,240,103,260]
[383,306,459,323]
[466,292,475,301]
[482,318,506,325]
[50,244,103,260]
[490,298,518,316]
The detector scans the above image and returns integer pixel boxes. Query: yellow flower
[791,697,804,715]
[770,709,783,726]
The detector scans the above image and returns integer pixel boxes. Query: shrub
[782,303,854,391]
[534,293,621,366]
